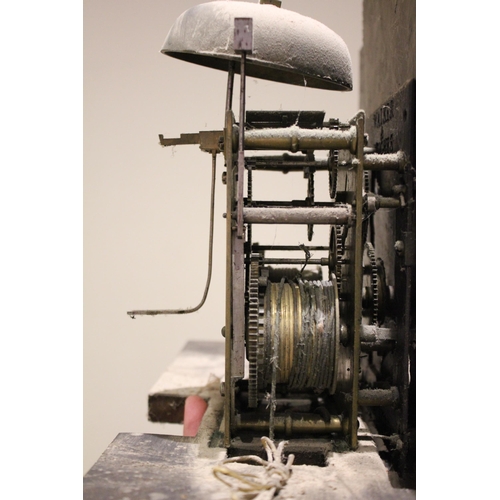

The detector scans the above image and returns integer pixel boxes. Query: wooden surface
[147,340,225,423]
[83,433,226,500]
[84,341,415,499]
[83,429,415,499]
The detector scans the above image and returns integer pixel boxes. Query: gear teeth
[335,225,344,294]
[365,242,378,326]
[247,254,261,407]
[329,121,340,200]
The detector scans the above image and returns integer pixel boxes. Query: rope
[213,437,294,500]
[269,278,285,441]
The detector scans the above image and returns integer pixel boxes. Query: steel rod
[236,413,347,436]
[364,151,406,171]
[252,245,329,252]
[127,153,218,317]
[259,258,325,265]
[243,206,353,225]
[377,196,402,209]
[248,200,339,208]
[347,387,399,407]
[225,61,235,112]
[243,126,357,153]
[247,158,330,171]
[360,325,398,342]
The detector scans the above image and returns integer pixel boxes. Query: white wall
[84,0,362,475]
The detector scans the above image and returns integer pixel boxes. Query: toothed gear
[329,226,344,294]
[364,170,371,194]
[329,151,339,200]
[335,226,344,292]
[247,254,261,407]
[365,242,379,326]
[329,119,340,200]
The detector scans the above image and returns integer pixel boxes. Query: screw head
[394,240,405,256]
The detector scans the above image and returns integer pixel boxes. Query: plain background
[84,0,363,475]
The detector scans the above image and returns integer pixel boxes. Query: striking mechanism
[128,0,415,480]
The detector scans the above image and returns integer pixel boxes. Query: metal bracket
[158,130,223,154]
[234,18,253,53]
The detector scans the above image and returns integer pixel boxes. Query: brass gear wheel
[364,242,379,326]
[247,254,262,407]
[328,225,345,294]
[329,150,339,200]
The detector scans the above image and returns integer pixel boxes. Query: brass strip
[223,104,234,446]
[349,111,365,450]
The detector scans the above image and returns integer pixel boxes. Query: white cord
[213,437,294,499]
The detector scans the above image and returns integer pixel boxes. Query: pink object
[183,395,208,436]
